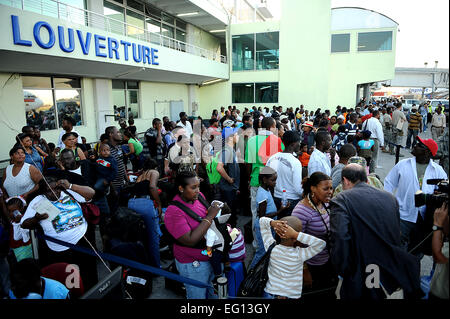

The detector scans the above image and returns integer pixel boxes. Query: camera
[415,179,449,210]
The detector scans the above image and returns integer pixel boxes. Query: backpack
[237,242,276,297]
[333,133,347,151]
[206,150,225,185]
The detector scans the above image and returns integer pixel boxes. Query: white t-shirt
[21,190,87,252]
[176,120,193,137]
[57,129,82,149]
[266,152,303,200]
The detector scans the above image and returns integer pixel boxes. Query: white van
[402,99,422,112]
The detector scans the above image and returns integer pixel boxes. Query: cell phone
[211,200,224,208]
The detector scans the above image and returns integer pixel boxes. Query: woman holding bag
[164,170,222,299]
[291,172,337,299]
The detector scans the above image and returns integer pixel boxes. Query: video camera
[415,179,449,210]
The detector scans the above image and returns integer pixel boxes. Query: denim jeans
[406,129,419,149]
[249,217,266,269]
[94,178,108,192]
[128,197,162,268]
[0,256,10,298]
[175,259,217,299]
[400,219,417,251]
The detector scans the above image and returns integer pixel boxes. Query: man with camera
[384,136,448,254]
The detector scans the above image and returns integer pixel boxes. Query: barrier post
[217,276,228,299]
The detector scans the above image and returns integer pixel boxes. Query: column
[92,79,113,138]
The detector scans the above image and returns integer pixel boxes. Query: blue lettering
[33,21,55,49]
[120,40,131,61]
[132,43,142,63]
[58,26,74,53]
[94,34,107,58]
[108,37,120,60]
[151,48,159,65]
[11,15,32,46]
[142,46,151,64]
[77,30,91,55]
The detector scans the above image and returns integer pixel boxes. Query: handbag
[237,242,276,297]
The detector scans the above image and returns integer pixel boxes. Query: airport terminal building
[0,0,398,163]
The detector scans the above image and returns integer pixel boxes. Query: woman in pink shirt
[164,170,221,299]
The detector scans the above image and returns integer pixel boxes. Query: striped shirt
[108,143,126,191]
[291,203,330,266]
[260,217,326,299]
[408,113,422,130]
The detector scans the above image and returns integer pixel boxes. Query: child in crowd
[128,118,137,136]
[5,197,32,262]
[93,133,109,158]
[356,130,375,169]
[259,216,326,299]
[298,142,311,167]
[249,166,289,269]
[94,143,117,194]
[332,125,348,152]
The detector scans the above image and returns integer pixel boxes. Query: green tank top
[129,138,143,156]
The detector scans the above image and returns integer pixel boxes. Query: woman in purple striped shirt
[291,171,337,299]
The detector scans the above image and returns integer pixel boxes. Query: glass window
[22,76,52,88]
[331,33,350,53]
[176,29,186,42]
[112,80,140,120]
[176,20,186,31]
[22,76,83,131]
[54,77,81,89]
[358,31,392,51]
[232,83,254,103]
[256,32,279,70]
[24,0,58,18]
[112,90,126,121]
[162,13,175,25]
[145,4,161,20]
[126,10,145,39]
[255,82,278,103]
[55,90,82,128]
[104,0,125,35]
[24,90,57,131]
[127,0,144,12]
[232,34,255,71]
[161,24,174,38]
[127,90,139,119]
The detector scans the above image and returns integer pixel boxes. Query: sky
[264,0,449,68]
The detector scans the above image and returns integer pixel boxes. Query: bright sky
[265,0,449,68]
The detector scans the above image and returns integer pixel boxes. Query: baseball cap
[416,136,438,156]
[223,119,235,127]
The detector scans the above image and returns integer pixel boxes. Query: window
[104,1,125,35]
[232,83,254,103]
[22,76,83,131]
[232,34,255,71]
[256,32,279,70]
[126,10,145,39]
[233,32,279,71]
[255,82,278,103]
[358,31,392,51]
[112,80,140,120]
[331,33,350,53]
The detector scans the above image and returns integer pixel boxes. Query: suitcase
[225,261,246,297]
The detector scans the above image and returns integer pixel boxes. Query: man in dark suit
[329,163,422,299]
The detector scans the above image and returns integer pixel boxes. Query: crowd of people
[0,98,448,300]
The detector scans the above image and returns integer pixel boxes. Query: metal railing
[1,0,227,64]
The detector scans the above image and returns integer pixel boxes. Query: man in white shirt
[384,137,447,253]
[266,131,303,218]
[176,111,193,137]
[57,116,82,149]
[431,107,446,142]
[308,130,332,177]
[362,110,385,173]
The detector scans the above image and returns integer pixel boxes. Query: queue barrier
[37,233,213,291]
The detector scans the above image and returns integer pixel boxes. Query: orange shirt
[299,152,311,167]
